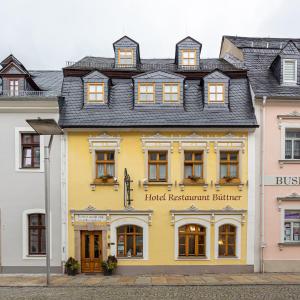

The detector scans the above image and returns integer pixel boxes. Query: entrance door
[81,231,102,273]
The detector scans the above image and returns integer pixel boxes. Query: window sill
[143,181,172,191]
[90,181,119,191]
[16,168,44,173]
[215,182,244,191]
[117,257,144,260]
[216,256,239,259]
[278,242,300,250]
[279,159,300,168]
[179,181,208,191]
[176,256,209,261]
[23,255,46,260]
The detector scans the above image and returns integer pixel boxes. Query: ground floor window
[218,224,236,257]
[117,225,143,258]
[178,224,206,257]
[28,214,45,255]
[284,210,300,242]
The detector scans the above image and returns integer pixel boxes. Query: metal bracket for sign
[124,168,133,207]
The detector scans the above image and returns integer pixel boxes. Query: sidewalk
[1,273,300,287]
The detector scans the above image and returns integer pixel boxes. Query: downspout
[260,96,267,273]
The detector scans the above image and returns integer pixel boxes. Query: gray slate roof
[225,36,300,98]
[59,76,257,128]
[29,70,63,95]
[67,56,245,72]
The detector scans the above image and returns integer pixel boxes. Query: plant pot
[103,269,113,276]
[67,268,77,276]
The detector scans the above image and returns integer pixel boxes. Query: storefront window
[178,224,206,257]
[117,225,143,258]
[218,224,236,257]
[284,210,300,242]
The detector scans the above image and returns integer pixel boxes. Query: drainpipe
[260,96,267,273]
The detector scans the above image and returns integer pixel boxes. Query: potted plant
[222,176,234,183]
[65,257,80,276]
[102,255,118,276]
[188,175,201,182]
[99,175,114,183]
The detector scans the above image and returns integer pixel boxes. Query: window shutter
[283,60,297,83]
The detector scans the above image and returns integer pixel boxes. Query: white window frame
[110,216,149,260]
[283,59,297,85]
[15,127,45,173]
[281,207,300,243]
[284,128,300,160]
[22,209,52,259]
[214,217,241,259]
[174,216,211,260]
[280,123,300,160]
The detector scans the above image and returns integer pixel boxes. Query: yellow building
[59,36,257,274]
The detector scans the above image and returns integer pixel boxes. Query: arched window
[117,225,143,258]
[218,224,236,257]
[28,214,45,255]
[178,224,206,257]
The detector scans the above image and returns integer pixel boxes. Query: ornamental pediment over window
[88,134,121,153]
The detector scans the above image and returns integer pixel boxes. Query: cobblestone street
[0,285,300,300]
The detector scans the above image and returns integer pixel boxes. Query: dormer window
[208,83,225,103]
[163,83,180,103]
[118,49,133,65]
[9,79,19,96]
[283,59,297,84]
[181,50,196,66]
[87,83,104,103]
[138,83,155,103]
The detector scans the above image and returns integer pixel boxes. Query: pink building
[221,36,300,272]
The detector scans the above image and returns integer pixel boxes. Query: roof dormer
[203,70,230,110]
[175,36,202,69]
[113,36,140,68]
[270,41,300,86]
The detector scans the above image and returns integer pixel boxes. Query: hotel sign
[264,176,300,186]
[145,193,242,201]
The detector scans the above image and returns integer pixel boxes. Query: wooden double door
[81,231,103,273]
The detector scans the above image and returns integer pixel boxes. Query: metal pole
[45,135,53,285]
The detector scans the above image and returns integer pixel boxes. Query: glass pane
[188,235,195,255]
[182,52,189,58]
[40,214,45,226]
[218,245,225,256]
[220,152,227,160]
[127,225,134,233]
[220,164,227,178]
[136,236,143,256]
[228,235,235,244]
[89,85,96,92]
[136,226,143,233]
[184,164,192,178]
[33,135,40,144]
[149,164,156,180]
[126,235,133,257]
[85,234,90,258]
[179,245,185,255]
[185,152,192,160]
[164,85,171,93]
[209,85,216,93]
[179,235,185,244]
[164,94,171,101]
[96,85,103,92]
[107,152,114,160]
[230,164,237,178]
[140,86,147,93]
[147,86,154,93]
[22,134,32,144]
[182,59,189,65]
[106,164,115,176]
[217,85,223,93]
[194,164,202,177]
[40,229,46,253]
[97,164,104,177]
[94,234,100,258]
[294,141,300,159]
[29,229,38,254]
[29,215,39,226]
[89,94,96,101]
[33,147,40,167]
[229,225,236,232]
[293,223,300,241]
[198,245,205,256]
[95,94,103,101]
[195,153,202,161]
[159,153,166,160]
[149,153,157,161]
[219,225,226,233]
[285,211,300,219]
[230,152,238,160]
[198,235,205,244]
[228,245,235,256]
[97,152,105,160]
[285,222,291,241]
[179,226,185,233]
[117,235,125,256]
[216,93,223,101]
[117,226,125,233]
[159,164,167,180]
[285,140,292,159]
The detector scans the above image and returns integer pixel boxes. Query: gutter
[260,96,267,273]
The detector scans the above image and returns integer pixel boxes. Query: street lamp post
[26,119,63,285]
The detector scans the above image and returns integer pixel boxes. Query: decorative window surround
[15,127,45,172]
[141,133,246,191]
[277,193,300,211]
[278,114,300,167]
[282,59,297,85]
[22,209,52,259]
[170,205,245,260]
[88,134,121,191]
[214,216,242,259]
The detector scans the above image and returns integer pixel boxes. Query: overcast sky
[0,0,299,70]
